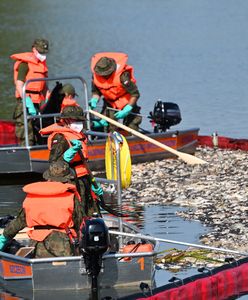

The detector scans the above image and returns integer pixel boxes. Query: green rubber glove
[63,139,82,162]
[25,96,36,116]
[89,97,98,109]
[114,104,132,119]
[0,234,9,251]
[91,182,103,196]
[92,119,108,129]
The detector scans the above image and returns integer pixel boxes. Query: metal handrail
[22,76,124,232]
[22,75,90,148]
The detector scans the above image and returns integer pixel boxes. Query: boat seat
[15,246,35,258]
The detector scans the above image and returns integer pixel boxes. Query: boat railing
[23,76,125,232]
[22,75,91,148]
[86,130,123,216]
[0,248,157,265]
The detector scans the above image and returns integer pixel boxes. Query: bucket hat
[60,105,85,121]
[43,161,74,183]
[94,57,117,76]
[59,83,78,96]
[32,38,49,54]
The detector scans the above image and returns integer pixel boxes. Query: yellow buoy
[105,132,132,189]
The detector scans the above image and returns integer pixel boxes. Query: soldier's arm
[73,195,86,233]
[3,209,27,240]
[91,78,101,98]
[16,62,29,99]
[49,133,70,162]
[120,71,140,106]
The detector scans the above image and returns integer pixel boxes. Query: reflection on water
[0,286,144,300]
[1,0,248,137]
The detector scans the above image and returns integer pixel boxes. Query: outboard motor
[149,100,182,132]
[79,215,110,300]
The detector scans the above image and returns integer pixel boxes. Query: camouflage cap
[59,83,78,96]
[43,161,74,183]
[32,38,49,54]
[94,57,116,76]
[60,105,85,120]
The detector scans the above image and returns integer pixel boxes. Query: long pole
[89,110,207,165]
[109,230,248,257]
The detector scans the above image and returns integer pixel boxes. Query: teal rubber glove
[70,139,82,150]
[25,96,36,116]
[99,119,108,127]
[89,97,98,109]
[63,139,82,162]
[92,119,108,129]
[0,234,9,251]
[91,182,103,196]
[114,104,132,119]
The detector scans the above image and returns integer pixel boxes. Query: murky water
[1,0,248,138]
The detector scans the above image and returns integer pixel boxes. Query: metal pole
[109,230,248,257]
[22,84,29,147]
[109,133,123,245]
[22,75,90,147]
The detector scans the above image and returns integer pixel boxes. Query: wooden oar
[109,230,248,257]
[89,110,207,165]
[0,227,29,239]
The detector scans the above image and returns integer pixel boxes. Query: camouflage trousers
[13,100,35,146]
[101,102,142,133]
[29,231,75,258]
[77,175,101,217]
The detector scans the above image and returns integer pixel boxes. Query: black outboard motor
[149,100,182,132]
[79,215,110,300]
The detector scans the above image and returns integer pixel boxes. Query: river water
[1,0,248,298]
[1,0,248,138]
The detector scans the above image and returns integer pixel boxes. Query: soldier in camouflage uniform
[39,106,102,217]
[0,161,85,258]
[11,38,49,146]
[89,53,142,132]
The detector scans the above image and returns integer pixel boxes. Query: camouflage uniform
[3,161,85,258]
[12,39,49,146]
[48,106,100,216]
[13,98,36,146]
[49,134,99,217]
[92,70,142,132]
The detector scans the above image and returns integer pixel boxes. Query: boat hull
[0,217,158,294]
[0,128,199,175]
[0,254,154,290]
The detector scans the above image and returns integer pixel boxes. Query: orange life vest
[60,97,79,112]
[91,52,136,110]
[121,243,154,262]
[23,181,80,242]
[40,124,89,177]
[11,52,48,104]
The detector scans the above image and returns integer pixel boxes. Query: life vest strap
[26,90,42,95]
[70,161,85,167]
[34,225,65,230]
